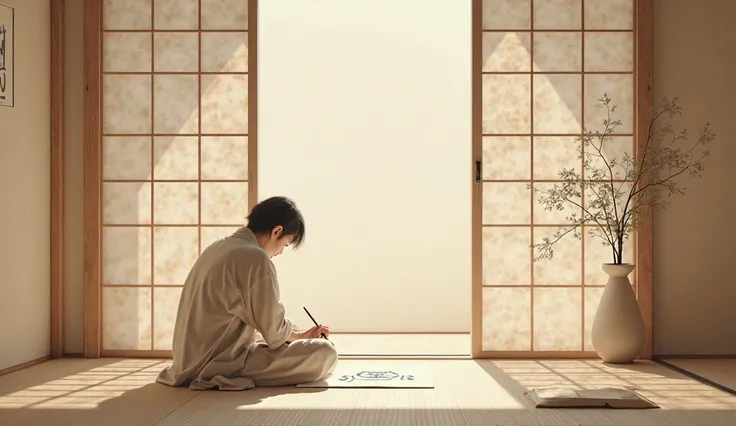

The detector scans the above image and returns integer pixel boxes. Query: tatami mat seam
[151,389,204,426]
[654,358,736,396]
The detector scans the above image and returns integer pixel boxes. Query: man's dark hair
[246,196,306,249]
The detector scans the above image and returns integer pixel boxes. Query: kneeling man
[157,196,338,390]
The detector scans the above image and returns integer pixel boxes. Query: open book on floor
[525,387,659,409]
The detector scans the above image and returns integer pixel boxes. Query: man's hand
[299,325,330,340]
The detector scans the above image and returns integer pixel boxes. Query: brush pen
[303,306,329,340]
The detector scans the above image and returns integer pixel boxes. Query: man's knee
[305,339,338,380]
[311,339,338,365]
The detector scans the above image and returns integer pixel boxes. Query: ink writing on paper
[338,371,415,383]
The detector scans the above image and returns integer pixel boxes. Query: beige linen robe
[156,227,337,390]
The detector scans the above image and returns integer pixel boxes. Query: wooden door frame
[82,0,101,358]
[73,0,654,359]
[470,0,654,359]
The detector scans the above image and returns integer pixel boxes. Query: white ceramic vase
[591,263,645,363]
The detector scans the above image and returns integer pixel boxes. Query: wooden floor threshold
[339,354,472,360]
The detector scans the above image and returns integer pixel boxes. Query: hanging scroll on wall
[0,3,14,107]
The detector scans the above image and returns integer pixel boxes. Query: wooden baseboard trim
[340,355,473,361]
[0,356,53,377]
[472,351,601,359]
[63,353,85,358]
[101,350,172,359]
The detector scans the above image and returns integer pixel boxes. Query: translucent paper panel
[154,0,199,30]
[201,183,249,224]
[584,74,634,133]
[482,75,530,134]
[482,0,531,30]
[533,288,582,351]
[201,137,249,180]
[153,183,199,225]
[533,0,582,30]
[103,137,152,180]
[103,287,152,350]
[153,137,199,180]
[153,227,199,285]
[103,33,151,72]
[533,74,581,134]
[102,227,152,285]
[533,227,582,286]
[201,75,249,134]
[200,227,241,253]
[584,32,634,72]
[482,183,530,224]
[584,228,635,285]
[532,136,580,180]
[481,136,531,180]
[154,33,199,72]
[482,288,531,351]
[103,0,151,30]
[482,227,531,286]
[153,75,199,134]
[533,33,581,72]
[201,0,249,30]
[584,0,634,30]
[103,183,151,224]
[103,75,152,134]
[201,33,249,73]
[154,287,183,350]
[482,33,531,72]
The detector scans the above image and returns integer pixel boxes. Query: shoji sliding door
[96,0,257,356]
[473,0,644,357]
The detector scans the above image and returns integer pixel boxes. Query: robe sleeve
[245,271,294,348]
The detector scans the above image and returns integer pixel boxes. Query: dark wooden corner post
[82,0,102,358]
[636,0,654,360]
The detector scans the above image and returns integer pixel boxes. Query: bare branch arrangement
[531,95,714,264]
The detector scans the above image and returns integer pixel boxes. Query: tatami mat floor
[663,358,736,393]
[1,357,736,426]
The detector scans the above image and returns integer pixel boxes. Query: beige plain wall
[0,0,51,370]
[61,1,736,353]
[652,0,736,355]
